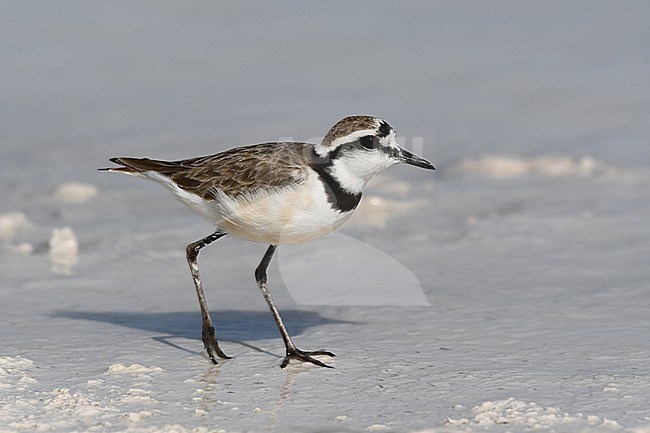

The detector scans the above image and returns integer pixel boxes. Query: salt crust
[442,397,623,430]
[458,154,616,179]
[106,363,165,374]
[0,357,182,432]
[0,212,32,241]
[54,182,99,203]
[48,226,79,275]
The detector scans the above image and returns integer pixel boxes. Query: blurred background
[2,0,649,188]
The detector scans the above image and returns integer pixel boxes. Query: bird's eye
[359,135,379,150]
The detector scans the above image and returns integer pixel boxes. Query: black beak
[397,147,436,170]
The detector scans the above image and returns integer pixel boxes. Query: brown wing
[109,142,313,200]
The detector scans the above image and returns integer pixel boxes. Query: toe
[281,348,336,368]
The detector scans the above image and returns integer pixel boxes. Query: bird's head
[313,115,435,194]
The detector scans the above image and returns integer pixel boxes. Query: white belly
[194,173,354,244]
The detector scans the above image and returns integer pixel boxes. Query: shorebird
[103,115,435,368]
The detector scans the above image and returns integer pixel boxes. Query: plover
[102,115,435,368]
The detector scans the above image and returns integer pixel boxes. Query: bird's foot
[281,347,336,369]
[202,324,231,364]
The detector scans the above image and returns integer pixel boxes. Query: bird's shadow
[53,309,348,350]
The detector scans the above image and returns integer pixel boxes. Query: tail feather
[100,157,181,175]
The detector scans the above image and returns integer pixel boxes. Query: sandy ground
[2,2,650,432]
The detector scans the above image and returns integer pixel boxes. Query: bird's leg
[186,231,230,364]
[255,244,336,368]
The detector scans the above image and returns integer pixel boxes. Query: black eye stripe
[311,135,388,165]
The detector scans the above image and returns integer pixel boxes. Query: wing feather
[109,142,313,200]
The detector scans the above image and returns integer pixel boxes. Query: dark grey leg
[186,231,230,364]
[255,244,336,368]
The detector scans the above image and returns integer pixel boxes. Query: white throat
[328,151,396,194]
